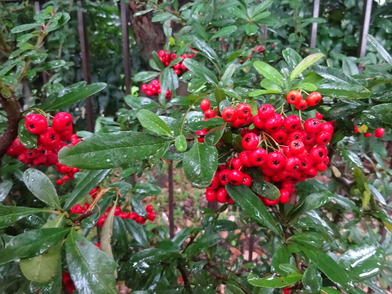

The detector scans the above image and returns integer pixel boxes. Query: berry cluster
[141,79,172,98]
[157,50,195,75]
[6,112,81,185]
[286,90,322,110]
[200,100,334,206]
[69,202,157,227]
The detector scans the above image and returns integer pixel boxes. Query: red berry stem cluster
[6,112,82,185]
[141,79,172,98]
[200,100,334,206]
[69,201,157,227]
[140,50,195,98]
[286,90,322,110]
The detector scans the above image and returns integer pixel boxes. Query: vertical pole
[77,0,95,132]
[358,0,373,58]
[34,1,49,84]
[310,0,320,48]
[248,225,255,262]
[120,2,131,95]
[168,162,174,238]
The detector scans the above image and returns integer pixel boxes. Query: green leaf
[0,205,52,229]
[183,142,218,188]
[245,23,259,35]
[325,102,367,120]
[183,58,219,85]
[159,67,178,102]
[282,48,302,69]
[23,168,61,210]
[271,245,292,275]
[287,190,334,222]
[205,125,226,146]
[133,182,161,196]
[11,23,39,33]
[296,82,317,92]
[253,60,284,88]
[40,82,107,111]
[290,53,324,81]
[211,220,237,231]
[137,109,172,137]
[64,169,110,210]
[246,167,280,200]
[0,228,70,265]
[339,245,384,281]
[0,180,12,202]
[252,11,271,22]
[58,131,171,169]
[124,95,159,110]
[314,66,360,85]
[123,219,149,248]
[294,242,350,288]
[367,35,392,65]
[318,83,371,99]
[192,36,220,63]
[18,119,37,149]
[133,71,159,83]
[226,184,282,236]
[210,25,237,39]
[302,264,322,293]
[175,134,187,152]
[220,63,237,85]
[248,272,302,288]
[65,230,117,294]
[20,242,62,283]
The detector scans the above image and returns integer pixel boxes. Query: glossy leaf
[192,36,220,63]
[132,71,159,83]
[40,82,107,111]
[290,53,324,80]
[302,264,322,293]
[339,245,384,281]
[211,220,237,231]
[183,58,219,85]
[18,119,37,149]
[137,109,172,136]
[367,34,392,65]
[317,83,371,99]
[124,95,159,110]
[64,169,110,210]
[133,182,161,196]
[183,142,218,188]
[210,25,237,39]
[326,102,367,120]
[58,131,171,169]
[11,23,39,33]
[226,184,282,236]
[0,205,52,229]
[295,242,350,288]
[65,230,117,294]
[247,167,280,200]
[20,242,62,283]
[253,60,284,88]
[0,180,12,202]
[205,125,226,146]
[175,134,187,152]
[314,66,360,85]
[23,168,61,210]
[0,228,69,265]
[123,219,149,248]
[248,272,302,288]
[282,48,302,68]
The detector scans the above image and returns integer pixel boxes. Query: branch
[0,94,22,160]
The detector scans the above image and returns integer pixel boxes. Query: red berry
[200,99,211,111]
[236,103,252,118]
[239,151,253,167]
[286,90,302,105]
[266,152,286,170]
[219,169,230,186]
[262,197,279,206]
[147,211,156,221]
[52,112,73,133]
[306,92,322,106]
[304,118,321,133]
[38,127,61,148]
[258,104,275,120]
[204,109,215,119]
[227,157,242,170]
[228,169,244,185]
[249,148,268,166]
[243,173,252,186]
[253,115,265,129]
[70,204,84,214]
[295,99,308,110]
[364,133,372,137]
[146,205,154,212]
[216,187,228,203]
[25,114,48,134]
[284,115,302,132]
[221,107,238,122]
[270,129,288,144]
[279,189,290,204]
[289,139,305,155]
[285,157,301,172]
[316,112,324,120]
[265,114,284,132]
[206,189,217,202]
[374,128,385,138]
[241,132,260,150]
[309,146,327,162]
[315,132,332,145]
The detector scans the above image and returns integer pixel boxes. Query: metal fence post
[310,0,320,48]
[120,2,131,95]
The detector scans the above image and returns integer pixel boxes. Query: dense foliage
[1,1,392,293]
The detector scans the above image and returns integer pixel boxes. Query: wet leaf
[58,131,171,169]
[23,168,61,210]
[123,219,149,248]
[210,25,237,39]
[0,228,70,265]
[226,184,282,236]
[18,119,37,149]
[0,181,12,202]
[254,60,284,88]
[302,264,322,293]
[183,142,218,188]
[282,48,302,68]
[290,53,324,80]
[205,125,226,146]
[367,35,392,65]
[137,109,172,137]
[247,272,302,288]
[318,83,371,99]
[247,167,280,200]
[124,95,160,110]
[65,230,117,294]
[175,134,187,152]
[0,205,52,229]
[339,245,384,281]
